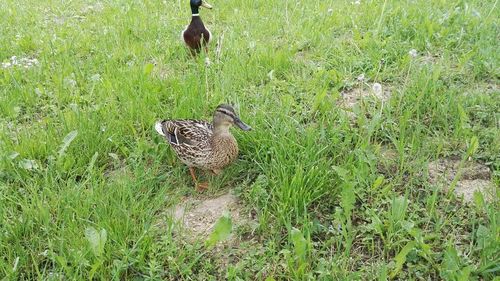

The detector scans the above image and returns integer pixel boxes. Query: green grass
[1,0,499,279]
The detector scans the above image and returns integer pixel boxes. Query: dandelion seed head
[372,83,382,95]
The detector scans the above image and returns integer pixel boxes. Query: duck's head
[213,104,252,132]
[190,0,212,14]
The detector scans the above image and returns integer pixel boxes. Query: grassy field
[1,0,499,279]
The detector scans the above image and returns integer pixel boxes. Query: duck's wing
[155,119,213,146]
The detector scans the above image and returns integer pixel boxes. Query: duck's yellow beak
[201,0,212,9]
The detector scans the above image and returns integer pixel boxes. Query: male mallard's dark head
[213,104,252,131]
[190,0,212,14]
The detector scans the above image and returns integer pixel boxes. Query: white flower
[357,73,365,82]
[65,78,77,88]
[353,0,361,4]
[64,74,77,88]
[90,73,101,82]
[204,57,211,66]
[409,49,418,58]
[327,8,333,15]
[69,103,78,111]
[19,159,38,170]
[372,83,382,96]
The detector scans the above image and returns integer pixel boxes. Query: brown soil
[339,85,391,109]
[169,193,245,239]
[428,158,496,202]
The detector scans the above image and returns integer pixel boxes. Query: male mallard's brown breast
[182,18,211,51]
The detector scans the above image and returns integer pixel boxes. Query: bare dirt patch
[428,157,496,202]
[338,84,392,121]
[338,84,392,117]
[340,85,391,108]
[465,81,500,96]
[169,193,246,239]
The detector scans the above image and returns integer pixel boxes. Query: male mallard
[155,104,251,190]
[182,0,213,55]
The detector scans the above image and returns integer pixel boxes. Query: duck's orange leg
[189,167,208,191]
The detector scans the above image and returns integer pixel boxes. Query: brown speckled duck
[182,0,213,55]
[155,104,251,190]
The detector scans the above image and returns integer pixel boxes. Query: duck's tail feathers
[154,121,166,136]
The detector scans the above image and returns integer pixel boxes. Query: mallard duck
[155,104,251,190]
[182,0,213,55]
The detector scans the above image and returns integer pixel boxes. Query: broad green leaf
[341,182,355,221]
[87,152,99,172]
[390,196,408,224]
[442,246,460,271]
[390,241,416,279]
[473,190,485,211]
[466,136,479,157]
[291,228,307,261]
[369,212,384,235]
[457,266,472,281]
[332,165,349,180]
[313,90,327,113]
[206,214,232,247]
[58,130,78,158]
[378,264,388,281]
[143,63,154,75]
[372,175,384,190]
[440,245,471,280]
[475,225,491,250]
[85,227,107,257]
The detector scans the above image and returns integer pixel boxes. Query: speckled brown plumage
[155,104,251,189]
